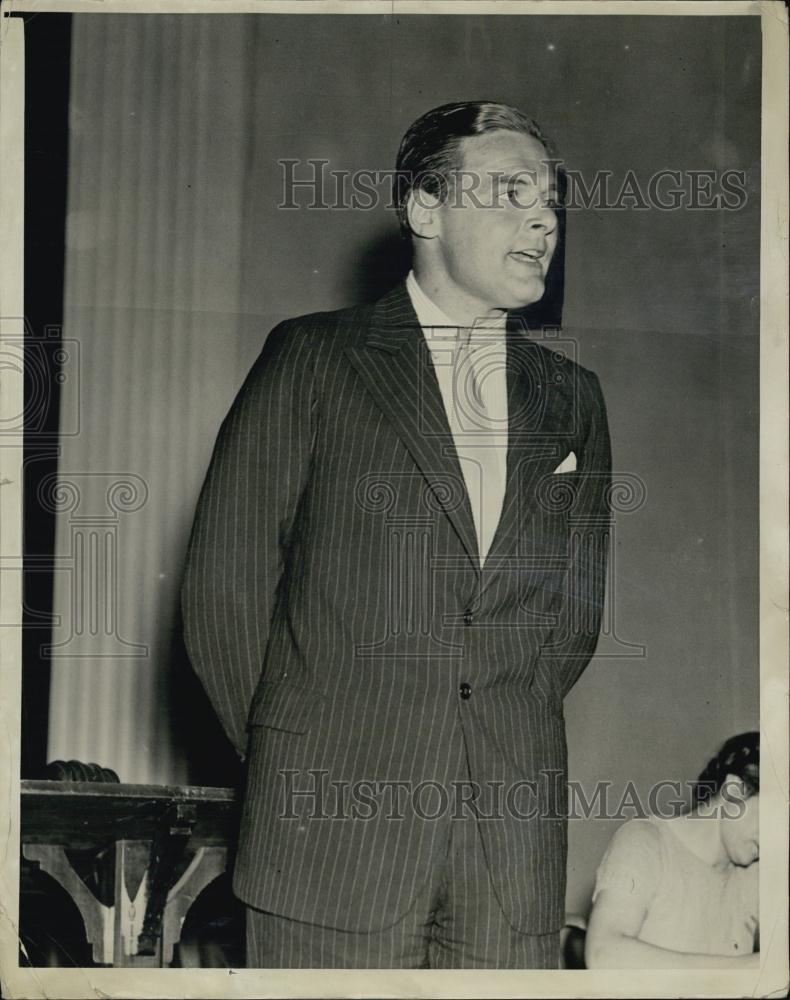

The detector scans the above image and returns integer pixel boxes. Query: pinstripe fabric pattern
[245,806,560,969]
[181,282,611,941]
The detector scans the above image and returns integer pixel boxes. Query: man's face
[431,129,559,317]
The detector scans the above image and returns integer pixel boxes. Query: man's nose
[517,215,557,257]
[514,195,557,239]
[524,207,557,237]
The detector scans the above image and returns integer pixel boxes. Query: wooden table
[20,780,239,967]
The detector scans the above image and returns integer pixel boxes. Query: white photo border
[0,2,786,997]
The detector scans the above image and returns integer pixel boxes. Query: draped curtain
[47,15,260,784]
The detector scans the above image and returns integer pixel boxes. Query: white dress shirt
[405,270,508,564]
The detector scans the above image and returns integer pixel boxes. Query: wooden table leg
[113,839,156,967]
[161,846,228,966]
[23,844,113,965]
[24,831,229,966]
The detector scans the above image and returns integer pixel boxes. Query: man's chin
[506,282,547,311]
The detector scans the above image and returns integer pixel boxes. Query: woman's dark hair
[393,101,555,237]
[693,731,760,805]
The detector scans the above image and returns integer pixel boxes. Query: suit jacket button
[463,610,474,625]
[459,682,472,700]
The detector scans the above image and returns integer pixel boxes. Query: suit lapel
[481,330,574,580]
[344,284,481,575]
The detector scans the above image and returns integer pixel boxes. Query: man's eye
[501,187,559,210]
[503,186,533,207]
[499,187,561,210]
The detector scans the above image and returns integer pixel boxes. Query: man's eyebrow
[491,174,560,198]
[490,170,556,184]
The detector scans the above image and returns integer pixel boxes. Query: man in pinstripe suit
[182,101,611,968]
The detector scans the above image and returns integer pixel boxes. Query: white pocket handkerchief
[553,451,577,474]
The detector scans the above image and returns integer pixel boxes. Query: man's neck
[410,265,507,328]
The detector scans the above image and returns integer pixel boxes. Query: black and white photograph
[0,1,787,997]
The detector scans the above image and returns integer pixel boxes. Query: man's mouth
[508,250,544,269]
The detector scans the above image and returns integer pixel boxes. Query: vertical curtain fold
[47,15,258,784]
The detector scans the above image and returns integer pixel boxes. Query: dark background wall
[31,12,759,917]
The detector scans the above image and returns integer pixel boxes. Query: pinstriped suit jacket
[181,282,611,934]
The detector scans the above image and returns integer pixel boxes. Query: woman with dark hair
[585,732,760,969]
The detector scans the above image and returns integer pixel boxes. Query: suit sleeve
[541,368,612,698]
[180,321,316,756]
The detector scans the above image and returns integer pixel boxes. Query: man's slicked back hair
[394,100,555,237]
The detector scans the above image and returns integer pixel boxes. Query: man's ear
[406,186,442,240]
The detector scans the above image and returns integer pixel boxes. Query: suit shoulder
[275,300,375,347]
[253,301,374,398]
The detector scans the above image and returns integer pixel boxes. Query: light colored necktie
[450,329,508,566]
